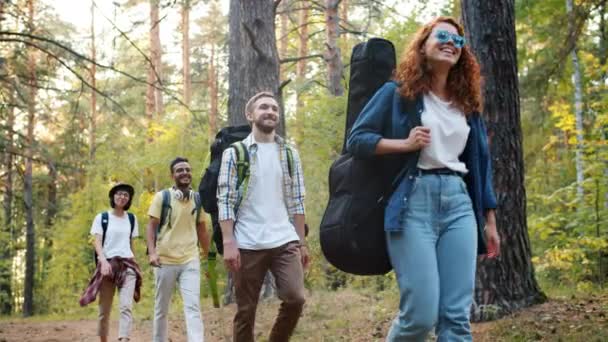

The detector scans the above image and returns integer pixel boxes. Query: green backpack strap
[231,141,251,201]
[285,145,294,178]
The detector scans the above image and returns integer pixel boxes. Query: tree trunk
[567,0,585,201]
[1,83,15,315]
[340,0,349,54]
[150,0,163,117]
[228,0,283,135]
[208,44,218,135]
[182,0,192,107]
[461,0,546,321]
[40,162,57,282]
[23,0,37,317]
[599,0,608,214]
[146,1,156,124]
[295,0,309,145]
[89,0,97,159]
[45,162,57,236]
[324,0,344,96]
[279,0,289,81]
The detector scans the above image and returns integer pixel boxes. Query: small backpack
[94,211,135,265]
[198,128,296,255]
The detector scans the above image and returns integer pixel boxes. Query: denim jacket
[346,82,497,254]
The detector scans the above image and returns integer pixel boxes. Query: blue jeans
[386,173,477,342]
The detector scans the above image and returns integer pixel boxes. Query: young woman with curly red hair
[347,17,501,341]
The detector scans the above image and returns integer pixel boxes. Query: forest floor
[0,288,606,342]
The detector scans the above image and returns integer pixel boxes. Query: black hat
[109,183,134,210]
[109,182,134,198]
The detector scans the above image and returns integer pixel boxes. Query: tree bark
[295,0,309,145]
[279,0,289,81]
[182,0,191,107]
[23,0,37,317]
[1,82,15,315]
[150,0,163,117]
[228,0,284,135]
[567,0,585,201]
[461,0,546,321]
[208,44,218,135]
[89,0,97,159]
[324,0,344,96]
[340,0,349,54]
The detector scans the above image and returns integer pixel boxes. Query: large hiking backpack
[94,211,135,265]
[198,125,251,255]
[319,38,405,275]
[198,125,299,255]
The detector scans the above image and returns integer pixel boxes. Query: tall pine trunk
[182,0,191,107]
[89,0,97,159]
[23,0,37,317]
[208,44,218,135]
[567,0,585,201]
[278,0,289,81]
[295,0,309,145]
[461,0,546,321]
[324,0,343,96]
[228,0,283,135]
[1,83,15,315]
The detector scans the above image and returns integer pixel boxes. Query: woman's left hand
[484,222,501,258]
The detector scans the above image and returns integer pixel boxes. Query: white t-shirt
[235,142,300,250]
[90,212,139,258]
[417,92,470,174]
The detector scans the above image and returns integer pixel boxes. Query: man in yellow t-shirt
[146,157,210,342]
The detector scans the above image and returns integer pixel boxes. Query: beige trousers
[98,268,136,339]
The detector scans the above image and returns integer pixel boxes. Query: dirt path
[1,291,606,341]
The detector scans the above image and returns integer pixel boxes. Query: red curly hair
[395,17,482,114]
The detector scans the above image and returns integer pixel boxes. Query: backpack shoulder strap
[127,212,135,239]
[231,141,250,188]
[101,211,109,247]
[158,189,171,235]
[285,145,294,178]
[193,192,202,224]
[230,141,251,212]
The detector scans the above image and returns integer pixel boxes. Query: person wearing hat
[79,182,143,342]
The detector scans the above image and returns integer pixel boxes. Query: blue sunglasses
[435,30,466,48]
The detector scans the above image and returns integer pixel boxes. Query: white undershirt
[417,92,470,174]
[235,142,299,250]
[90,212,138,258]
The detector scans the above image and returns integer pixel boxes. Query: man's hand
[299,245,311,269]
[222,240,241,272]
[149,252,161,267]
[99,259,113,277]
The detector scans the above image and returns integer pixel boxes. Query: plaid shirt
[79,257,143,307]
[217,133,306,222]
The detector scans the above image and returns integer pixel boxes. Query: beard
[253,115,278,134]
[176,175,192,187]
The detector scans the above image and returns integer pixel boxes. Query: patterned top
[79,257,143,306]
[217,133,306,222]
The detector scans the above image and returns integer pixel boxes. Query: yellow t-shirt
[148,189,204,265]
